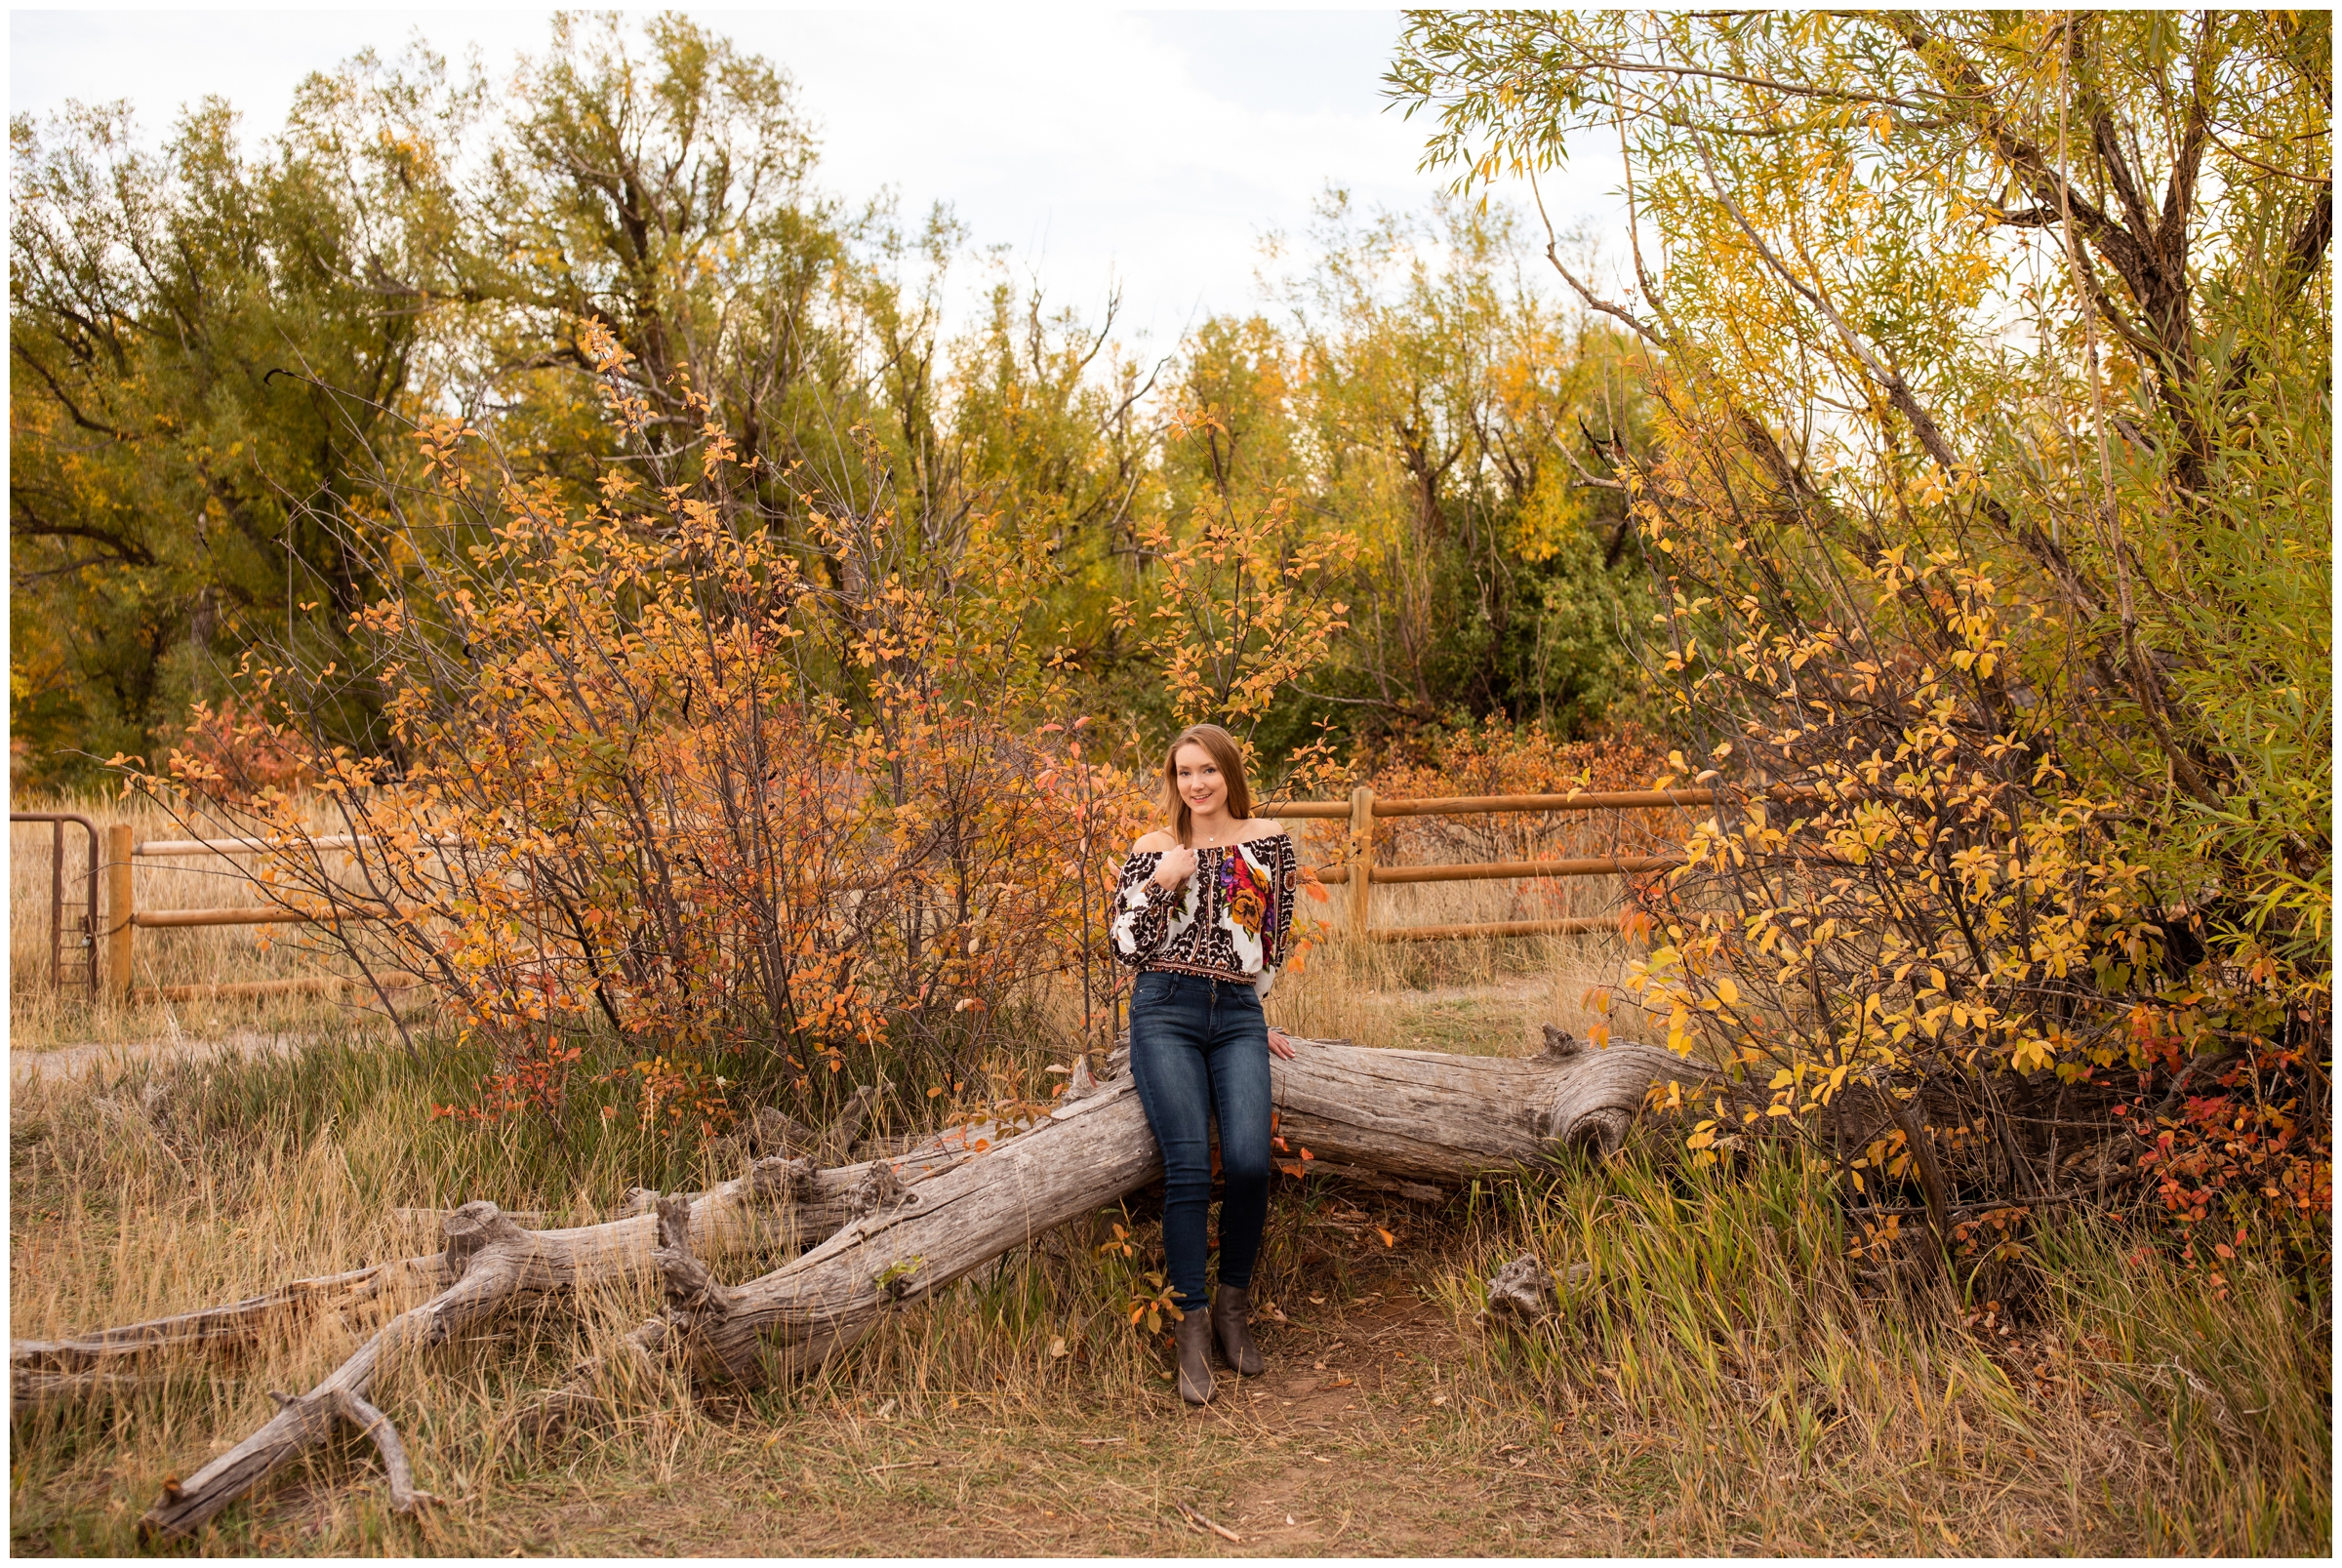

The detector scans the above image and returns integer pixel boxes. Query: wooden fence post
[1347,784,1376,937]
[104,824,136,999]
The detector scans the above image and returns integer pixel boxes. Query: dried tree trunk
[143,1202,530,1538]
[106,1032,1709,1538]
[13,1137,981,1405]
[612,1030,1708,1392]
[1273,1025,1692,1176]
[135,1152,873,1539]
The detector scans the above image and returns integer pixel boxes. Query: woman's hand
[1267,1026,1297,1061]
[1150,843,1198,891]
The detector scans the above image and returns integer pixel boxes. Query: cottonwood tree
[1274,192,1654,732]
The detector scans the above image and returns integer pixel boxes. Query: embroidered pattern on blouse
[1110,832,1298,980]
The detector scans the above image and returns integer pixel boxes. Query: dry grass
[1268,923,1628,1060]
[8,799,2326,1556]
[1445,1156,2330,1554]
[1264,804,1656,1058]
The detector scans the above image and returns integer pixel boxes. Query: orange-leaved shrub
[130,322,1153,1139]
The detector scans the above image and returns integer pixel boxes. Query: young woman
[1110,722,1300,1405]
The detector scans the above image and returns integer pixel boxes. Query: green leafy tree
[13,15,1664,796]
[450,14,857,503]
[1275,191,1651,733]
[10,58,475,784]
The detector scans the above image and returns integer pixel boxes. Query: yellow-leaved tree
[1396,9,2330,1276]
[131,321,1153,1139]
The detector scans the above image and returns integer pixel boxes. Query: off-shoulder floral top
[1110,831,1299,981]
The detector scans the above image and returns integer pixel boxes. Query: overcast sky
[11,7,1630,348]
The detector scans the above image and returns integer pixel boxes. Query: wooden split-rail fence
[8,820,442,1004]
[1257,784,1808,942]
[18,785,1789,1003]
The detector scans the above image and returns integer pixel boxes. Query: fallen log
[137,1165,934,1537]
[577,1029,1711,1395]
[142,1201,534,1538]
[1272,1025,1686,1175]
[12,1135,977,1404]
[115,1031,1711,1537]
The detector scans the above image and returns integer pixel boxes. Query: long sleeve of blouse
[1110,832,1298,979]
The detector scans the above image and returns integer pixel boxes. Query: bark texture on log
[1269,1028,1702,1181]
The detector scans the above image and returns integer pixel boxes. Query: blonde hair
[1160,723,1253,846]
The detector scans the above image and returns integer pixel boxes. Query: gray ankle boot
[1172,1302,1215,1404]
[1211,1281,1265,1376]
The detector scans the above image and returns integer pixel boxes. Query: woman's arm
[1258,834,1301,1058]
[1109,850,1186,966]
[1263,832,1300,970]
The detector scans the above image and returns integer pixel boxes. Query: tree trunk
[605,1028,1706,1391]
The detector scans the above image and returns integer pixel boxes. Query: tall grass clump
[1445,1149,2329,1555]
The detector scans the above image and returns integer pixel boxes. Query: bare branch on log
[332,1388,440,1515]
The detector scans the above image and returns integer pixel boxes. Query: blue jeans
[1127,969,1273,1311]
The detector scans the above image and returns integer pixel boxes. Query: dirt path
[465,1266,1619,1558]
[9,1030,315,1086]
[493,1199,1627,1556]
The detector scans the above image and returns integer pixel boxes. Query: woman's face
[1173,743,1229,819]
